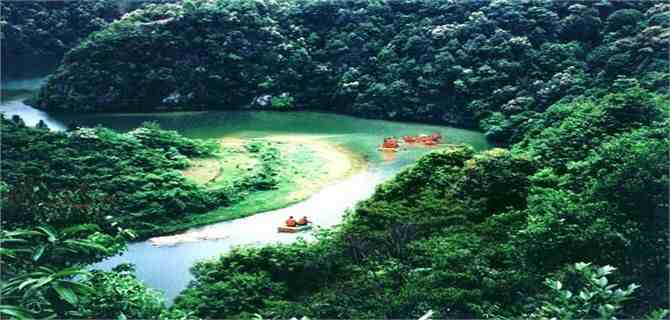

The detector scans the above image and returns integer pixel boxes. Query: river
[1,77,490,302]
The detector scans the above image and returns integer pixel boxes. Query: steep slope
[174,85,669,319]
[0,0,178,77]
[35,0,669,144]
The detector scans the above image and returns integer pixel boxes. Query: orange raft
[278,224,313,233]
[402,132,442,146]
[378,137,400,151]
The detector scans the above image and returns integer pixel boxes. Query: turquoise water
[52,110,489,164]
[1,78,490,302]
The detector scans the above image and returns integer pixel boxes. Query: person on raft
[285,216,297,227]
[382,137,400,149]
[297,216,310,226]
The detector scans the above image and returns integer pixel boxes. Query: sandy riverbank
[151,135,366,246]
[266,134,367,202]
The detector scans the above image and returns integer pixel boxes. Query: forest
[33,0,669,145]
[1,0,669,319]
[0,0,179,78]
[174,85,668,319]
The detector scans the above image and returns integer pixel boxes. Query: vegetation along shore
[1,0,668,319]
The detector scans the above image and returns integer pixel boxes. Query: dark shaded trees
[34,0,667,146]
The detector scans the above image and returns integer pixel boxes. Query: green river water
[1,77,490,302]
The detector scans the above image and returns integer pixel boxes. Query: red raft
[378,137,400,151]
[402,132,442,145]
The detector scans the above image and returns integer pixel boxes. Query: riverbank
[1,99,489,241]
[150,135,366,245]
[266,134,367,201]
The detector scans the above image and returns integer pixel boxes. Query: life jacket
[297,217,308,225]
[286,218,297,227]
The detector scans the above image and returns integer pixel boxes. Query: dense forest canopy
[175,84,669,319]
[0,0,177,77]
[33,0,670,145]
[1,0,669,319]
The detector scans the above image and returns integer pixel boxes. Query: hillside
[2,0,669,319]
[0,0,178,77]
[174,86,669,319]
[34,0,669,145]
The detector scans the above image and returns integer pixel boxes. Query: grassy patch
[147,185,302,236]
[147,136,362,238]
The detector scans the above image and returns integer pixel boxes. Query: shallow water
[1,77,490,302]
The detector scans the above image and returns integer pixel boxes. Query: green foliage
[175,235,346,319]
[178,270,287,318]
[515,85,667,172]
[1,116,221,237]
[175,86,669,318]
[0,226,174,319]
[0,117,299,318]
[526,263,668,320]
[0,225,129,318]
[37,0,292,112]
[68,264,167,319]
[5,0,670,318]
[606,9,643,34]
[459,148,535,220]
[129,122,218,157]
[237,141,281,191]
[519,123,670,307]
[0,0,176,77]
[271,94,296,110]
[34,0,667,143]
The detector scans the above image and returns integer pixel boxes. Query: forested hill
[2,1,670,319]
[173,84,669,319]
[0,0,177,78]
[35,0,669,144]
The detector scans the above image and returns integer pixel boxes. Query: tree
[0,225,129,318]
[527,262,668,320]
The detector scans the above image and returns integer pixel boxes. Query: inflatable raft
[278,224,313,233]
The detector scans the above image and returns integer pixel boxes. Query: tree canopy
[33,0,668,146]
[2,0,668,318]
